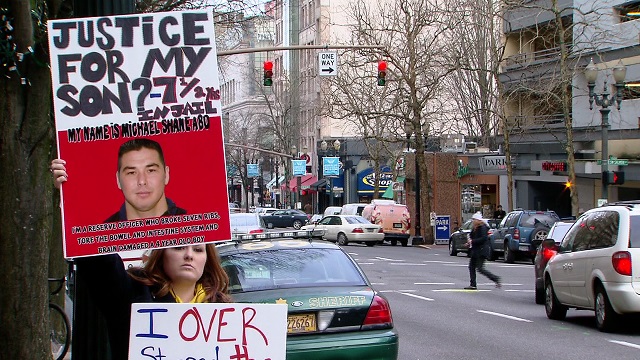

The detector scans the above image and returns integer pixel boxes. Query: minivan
[361,200,411,246]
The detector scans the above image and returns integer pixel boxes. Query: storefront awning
[288,174,318,192]
[310,178,327,190]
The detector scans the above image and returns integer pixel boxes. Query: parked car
[228,202,241,213]
[449,218,499,257]
[341,203,368,216]
[308,213,323,224]
[229,213,266,239]
[323,206,343,217]
[301,215,384,246]
[533,220,575,304]
[217,234,399,359]
[361,200,411,246]
[261,209,310,229]
[543,201,640,332]
[489,209,560,263]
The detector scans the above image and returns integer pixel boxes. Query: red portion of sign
[541,161,567,172]
[58,118,231,258]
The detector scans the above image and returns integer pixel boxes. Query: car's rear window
[630,215,640,248]
[520,213,559,228]
[221,248,367,293]
[345,216,370,224]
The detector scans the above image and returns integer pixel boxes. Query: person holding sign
[51,144,231,359]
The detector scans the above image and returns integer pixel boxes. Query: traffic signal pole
[217,44,385,57]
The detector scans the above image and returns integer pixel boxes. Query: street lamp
[584,58,626,201]
[404,122,424,246]
[291,145,300,209]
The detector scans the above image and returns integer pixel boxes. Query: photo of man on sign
[106,138,186,222]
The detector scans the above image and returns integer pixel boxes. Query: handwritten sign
[48,9,232,258]
[129,303,287,360]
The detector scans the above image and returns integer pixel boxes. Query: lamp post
[321,139,341,206]
[585,58,626,202]
[291,145,300,209]
[405,122,424,246]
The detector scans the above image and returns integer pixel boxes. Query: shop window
[616,2,640,23]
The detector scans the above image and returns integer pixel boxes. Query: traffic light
[602,171,625,185]
[377,60,387,86]
[263,60,273,86]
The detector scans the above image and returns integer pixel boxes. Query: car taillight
[362,295,393,329]
[612,251,632,276]
[514,228,520,240]
[249,229,264,234]
[542,247,556,263]
[352,227,364,233]
[378,228,384,233]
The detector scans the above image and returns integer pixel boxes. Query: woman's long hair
[128,244,232,303]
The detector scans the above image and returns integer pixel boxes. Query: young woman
[51,159,231,359]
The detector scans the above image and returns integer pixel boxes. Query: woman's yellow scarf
[170,283,207,303]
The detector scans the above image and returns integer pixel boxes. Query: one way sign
[318,51,338,76]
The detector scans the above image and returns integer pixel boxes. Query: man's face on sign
[116,147,170,218]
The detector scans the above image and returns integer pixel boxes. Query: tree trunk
[0,1,56,358]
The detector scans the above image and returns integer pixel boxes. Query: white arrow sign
[318,52,338,76]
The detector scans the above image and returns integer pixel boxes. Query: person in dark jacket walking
[465,212,502,290]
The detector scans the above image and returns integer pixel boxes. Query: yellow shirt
[170,283,207,303]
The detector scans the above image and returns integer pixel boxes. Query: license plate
[287,313,316,333]
[393,223,402,228]
[519,245,529,251]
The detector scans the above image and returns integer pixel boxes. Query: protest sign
[48,9,231,258]
[129,303,287,360]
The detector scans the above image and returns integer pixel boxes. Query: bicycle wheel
[49,303,70,360]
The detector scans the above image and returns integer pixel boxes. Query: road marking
[398,292,435,301]
[376,256,404,261]
[608,340,640,350]
[357,262,375,265]
[389,263,430,266]
[415,282,455,285]
[443,264,468,267]
[504,289,534,293]
[477,310,532,322]
[497,264,531,268]
[370,282,385,285]
[433,289,491,292]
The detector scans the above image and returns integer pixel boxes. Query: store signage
[541,161,567,172]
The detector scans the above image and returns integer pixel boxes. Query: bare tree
[325,0,464,242]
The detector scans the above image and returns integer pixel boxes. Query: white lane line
[398,292,435,301]
[389,263,430,266]
[358,262,375,265]
[505,289,534,293]
[376,256,404,261]
[415,282,456,285]
[477,310,533,323]
[608,340,640,350]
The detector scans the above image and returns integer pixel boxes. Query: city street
[347,243,640,360]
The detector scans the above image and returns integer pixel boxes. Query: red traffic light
[377,61,387,71]
[377,60,387,86]
[263,60,273,71]
[263,60,274,86]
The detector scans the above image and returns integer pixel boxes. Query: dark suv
[489,209,560,263]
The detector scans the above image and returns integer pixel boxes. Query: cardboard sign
[48,9,232,258]
[129,303,287,360]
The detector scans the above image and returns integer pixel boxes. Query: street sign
[247,163,259,177]
[318,52,337,76]
[434,215,450,244]
[598,157,629,166]
[323,157,340,176]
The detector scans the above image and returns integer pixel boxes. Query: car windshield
[630,215,640,248]
[345,216,370,224]
[221,248,367,293]
[521,213,558,228]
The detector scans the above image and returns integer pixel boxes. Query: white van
[323,206,343,217]
[341,203,368,216]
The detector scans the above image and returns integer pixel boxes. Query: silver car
[301,215,384,246]
[230,213,266,239]
[543,201,640,332]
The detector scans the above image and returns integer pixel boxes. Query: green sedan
[217,231,399,360]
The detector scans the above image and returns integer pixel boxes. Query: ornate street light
[404,121,424,246]
[584,58,626,202]
[291,145,300,209]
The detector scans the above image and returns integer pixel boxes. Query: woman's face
[163,245,207,284]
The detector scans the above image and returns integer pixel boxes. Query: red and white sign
[129,303,287,359]
[300,153,311,165]
[49,9,231,258]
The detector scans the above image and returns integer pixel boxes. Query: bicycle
[49,277,71,360]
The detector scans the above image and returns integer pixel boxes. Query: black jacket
[469,222,491,259]
[104,198,186,222]
[75,254,175,360]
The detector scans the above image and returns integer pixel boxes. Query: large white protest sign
[129,303,287,360]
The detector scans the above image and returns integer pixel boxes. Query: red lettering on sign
[542,161,566,172]
[242,307,268,346]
